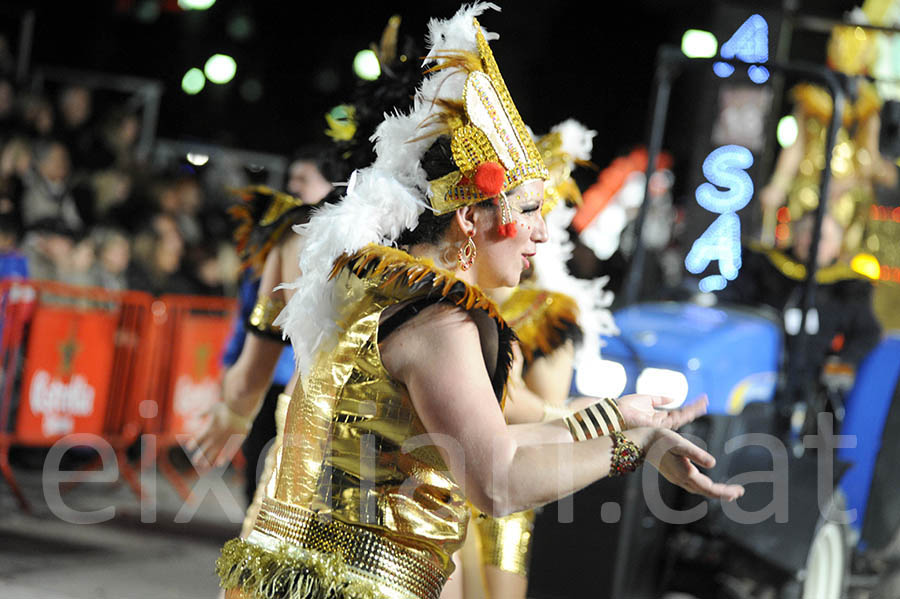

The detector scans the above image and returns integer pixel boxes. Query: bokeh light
[777,115,799,148]
[353,49,381,81]
[681,29,718,58]
[181,68,205,95]
[204,54,237,84]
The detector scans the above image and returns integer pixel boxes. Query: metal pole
[622,46,680,306]
[790,72,847,408]
[137,84,163,163]
[15,10,35,84]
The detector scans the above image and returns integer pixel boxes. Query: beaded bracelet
[609,432,644,476]
[564,398,626,442]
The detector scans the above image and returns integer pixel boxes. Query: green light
[681,29,718,59]
[777,115,799,148]
[204,54,237,84]
[178,0,216,10]
[181,68,205,95]
[353,49,381,81]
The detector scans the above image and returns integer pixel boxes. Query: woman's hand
[187,402,252,471]
[616,393,708,430]
[568,393,708,430]
[631,427,744,501]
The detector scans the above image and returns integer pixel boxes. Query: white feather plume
[276,3,500,375]
[551,119,595,162]
[372,2,500,200]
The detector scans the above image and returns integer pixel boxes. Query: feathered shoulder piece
[331,244,504,323]
[791,81,882,126]
[229,186,309,274]
[500,286,583,366]
[332,244,514,404]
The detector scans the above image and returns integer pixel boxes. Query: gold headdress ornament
[534,119,597,217]
[422,17,549,236]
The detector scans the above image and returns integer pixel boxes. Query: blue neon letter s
[695,145,754,213]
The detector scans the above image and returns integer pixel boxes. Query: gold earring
[457,234,477,271]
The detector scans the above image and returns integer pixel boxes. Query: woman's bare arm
[380,304,743,517]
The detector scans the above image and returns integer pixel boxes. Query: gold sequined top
[218,245,514,599]
[499,285,581,367]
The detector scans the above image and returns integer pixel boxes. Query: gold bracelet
[564,398,624,442]
[248,294,286,335]
[605,397,627,431]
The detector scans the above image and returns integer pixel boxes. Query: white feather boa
[532,119,617,367]
[275,169,426,375]
[533,204,619,367]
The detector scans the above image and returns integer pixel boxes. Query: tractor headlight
[575,357,627,398]
[635,368,689,408]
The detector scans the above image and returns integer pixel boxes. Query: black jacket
[717,243,882,373]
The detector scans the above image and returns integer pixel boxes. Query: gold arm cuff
[473,510,535,576]
[248,294,286,335]
[604,397,627,431]
[564,399,624,442]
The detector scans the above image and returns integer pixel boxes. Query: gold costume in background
[500,286,581,367]
[784,82,882,252]
[218,245,513,599]
[472,509,535,576]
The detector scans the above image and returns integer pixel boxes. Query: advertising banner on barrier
[17,307,118,442]
[166,314,229,436]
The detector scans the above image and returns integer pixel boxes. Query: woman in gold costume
[760,8,895,253]
[215,6,743,599]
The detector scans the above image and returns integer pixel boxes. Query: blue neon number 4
[685,145,754,292]
[713,14,769,84]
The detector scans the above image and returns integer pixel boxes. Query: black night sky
[4,0,858,170]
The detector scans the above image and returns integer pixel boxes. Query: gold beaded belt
[252,497,447,599]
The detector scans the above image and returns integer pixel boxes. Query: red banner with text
[16,307,118,443]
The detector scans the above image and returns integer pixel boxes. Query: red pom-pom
[474,162,505,197]
[498,222,518,238]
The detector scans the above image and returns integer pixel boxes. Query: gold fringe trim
[331,245,506,324]
[500,287,581,366]
[216,538,377,599]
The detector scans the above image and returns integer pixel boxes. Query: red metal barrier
[0,280,236,510]
[131,294,236,500]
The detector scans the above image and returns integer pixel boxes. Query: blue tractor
[528,44,900,599]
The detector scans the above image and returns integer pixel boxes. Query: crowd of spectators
[0,37,244,297]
